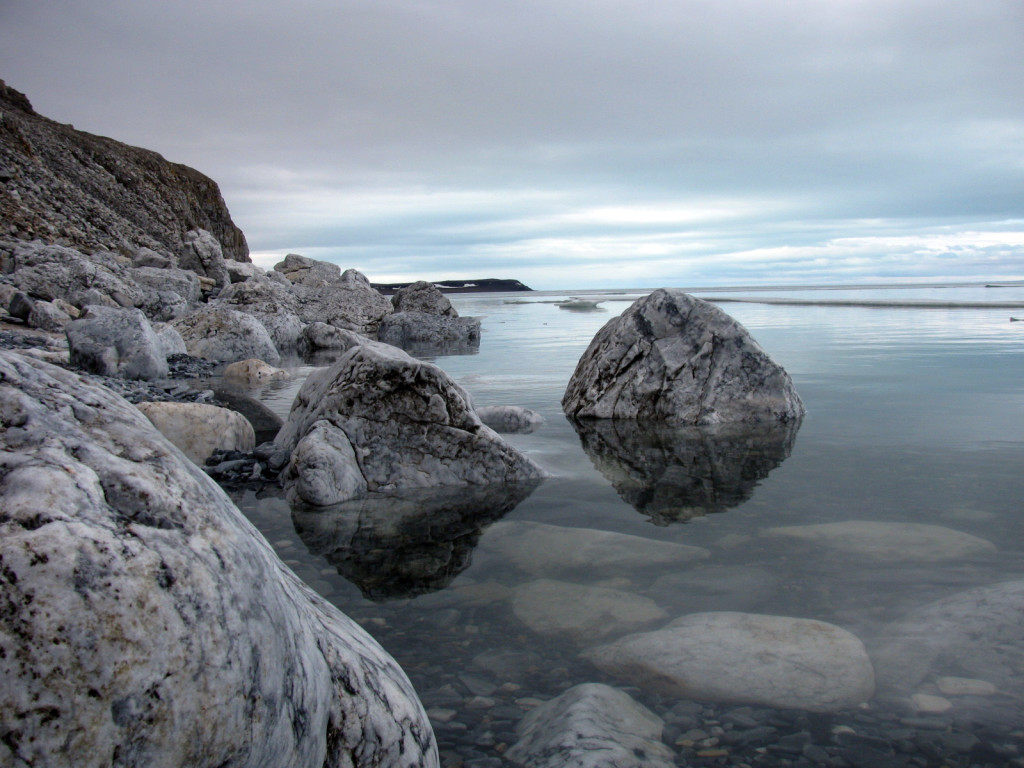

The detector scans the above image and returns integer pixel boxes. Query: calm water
[232,282,1024,762]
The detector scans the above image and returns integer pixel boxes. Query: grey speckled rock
[179,229,230,290]
[583,611,875,713]
[563,288,805,425]
[0,351,438,768]
[172,305,280,365]
[505,683,674,768]
[391,280,457,317]
[276,339,545,505]
[377,312,481,356]
[66,305,168,380]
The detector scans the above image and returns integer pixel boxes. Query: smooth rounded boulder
[0,351,438,768]
[135,401,256,464]
[583,611,875,713]
[276,339,545,506]
[562,288,805,425]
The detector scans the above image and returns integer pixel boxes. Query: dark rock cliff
[0,80,249,262]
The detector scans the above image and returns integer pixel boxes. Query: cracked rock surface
[562,288,805,425]
[0,351,438,768]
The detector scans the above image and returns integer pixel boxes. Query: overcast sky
[2,0,1022,289]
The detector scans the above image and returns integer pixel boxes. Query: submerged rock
[505,683,675,768]
[511,578,668,642]
[583,611,875,713]
[764,521,997,562]
[0,351,437,768]
[223,357,290,385]
[870,580,1024,695]
[276,339,545,506]
[562,288,805,424]
[481,520,708,578]
[570,417,800,523]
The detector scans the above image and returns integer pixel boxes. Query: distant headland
[373,278,532,294]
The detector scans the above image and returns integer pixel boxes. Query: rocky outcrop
[275,339,545,506]
[505,684,674,768]
[583,612,875,713]
[0,80,248,263]
[562,289,805,424]
[0,350,437,768]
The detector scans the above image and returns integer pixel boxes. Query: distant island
[373,278,532,295]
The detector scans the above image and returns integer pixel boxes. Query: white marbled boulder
[135,401,256,465]
[583,611,875,713]
[505,683,675,768]
[276,339,546,506]
[172,305,281,365]
[65,305,168,380]
[562,288,805,424]
[0,351,438,768]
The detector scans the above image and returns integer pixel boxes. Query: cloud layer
[2,0,1022,287]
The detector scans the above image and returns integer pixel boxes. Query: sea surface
[230,281,1024,764]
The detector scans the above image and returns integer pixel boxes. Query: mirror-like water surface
[233,282,1024,766]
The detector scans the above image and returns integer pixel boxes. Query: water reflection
[291,480,540,600]
[569,417,801,524]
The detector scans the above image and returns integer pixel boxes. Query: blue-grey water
[231,282,1024,763]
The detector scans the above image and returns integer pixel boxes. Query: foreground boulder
[563,289,805,424]
[583,611,875,713]
[276,339,545,506]
[65,305,168,380]
[0,351,437,767]
[505,683,675,768]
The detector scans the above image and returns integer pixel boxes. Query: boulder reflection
[291,481,539,601]
[569,417,801,524]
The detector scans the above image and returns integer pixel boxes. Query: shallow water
[232,282,1024,764]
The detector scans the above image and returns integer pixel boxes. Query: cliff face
[0,80,249,262]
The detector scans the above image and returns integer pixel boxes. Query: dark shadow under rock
[292,481,540,601]
[569,417,801,524]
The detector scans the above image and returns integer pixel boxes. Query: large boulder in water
[391,280,457,317]
[562,288,805,425]
[0,351,438,768]
[276,339,546,506]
